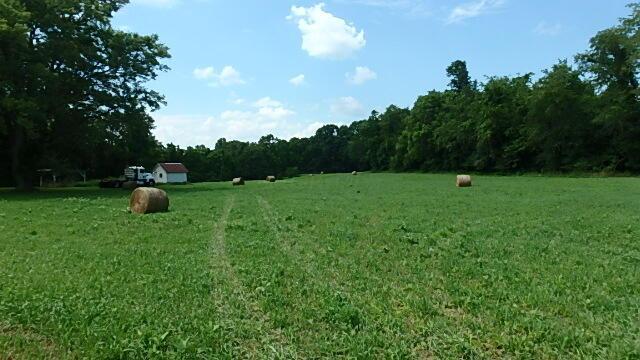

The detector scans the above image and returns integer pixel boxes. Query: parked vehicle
[99,166,156,188]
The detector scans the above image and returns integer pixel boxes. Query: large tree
[0,0,169,189]
[577,3,639,170]
[528,62,596,171]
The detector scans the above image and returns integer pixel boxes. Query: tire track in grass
[257,191,465,357]
[256,195,293,251]
[209,195,297,358]
[257,190,475,357]
[256,194,343,356]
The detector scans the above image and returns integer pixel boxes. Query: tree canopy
[0,0,169,189]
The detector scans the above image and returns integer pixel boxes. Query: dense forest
[1,2,638,188]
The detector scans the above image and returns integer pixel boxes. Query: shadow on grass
[0,183,236,202]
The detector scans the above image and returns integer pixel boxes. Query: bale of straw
[266,176,276,182]
[129,187,169,214]
[320,171,324,175]
[456,175,472,187]
[232,177,245,186]
[352,171,358,176]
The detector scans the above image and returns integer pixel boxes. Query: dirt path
[209,195,297,359]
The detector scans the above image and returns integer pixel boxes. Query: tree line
[1,2,638,188]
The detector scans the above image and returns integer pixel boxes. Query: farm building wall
[167,173,188,183]
[153,166,168,184]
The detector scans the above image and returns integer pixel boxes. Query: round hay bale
[232,177,245,186]
[352,171,358,176]
[456,175,472,187]
[129,187,169,214]
[320,171,324,175]
[266,176,276,182]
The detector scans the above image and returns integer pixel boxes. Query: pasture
[0,173,638,358]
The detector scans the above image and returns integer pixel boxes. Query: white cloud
[152,114,219,146]
[131,0,179,8]
[252,97,294,120]
[346,66,377,85]
[534,21,562,36]
[447,0,505,24]
[289,74,306,86]
[153,104,314,146]
[253,97,283,108]
[330,96,365,117]
[193,66,215,80]
[193,65,246,87]
[257,106,295,120]
[217,66,245,86]
[291,121,333,138]
[287,3,366,59]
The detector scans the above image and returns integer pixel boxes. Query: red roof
[158,163,189,173]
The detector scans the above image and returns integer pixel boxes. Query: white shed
[153,163,189,184]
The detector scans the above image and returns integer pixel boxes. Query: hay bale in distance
[266,176,276,182]
[232,177,245,186]
[129,187,169,214]
[456,175,472,187]
[352,171,358,176]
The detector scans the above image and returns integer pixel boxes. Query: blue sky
[113,0,633,147]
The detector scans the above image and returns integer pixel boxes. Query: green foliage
[528,62,597,170]
[0,0,169,188]
[1,174,639,358]
[576,2,640,170]
[446,60,475,93]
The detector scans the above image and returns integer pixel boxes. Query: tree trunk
[10,124,33,191]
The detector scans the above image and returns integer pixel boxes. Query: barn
[153,163,189,184]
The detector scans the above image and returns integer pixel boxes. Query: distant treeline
[0,2,638,187]
[156,4,639,182]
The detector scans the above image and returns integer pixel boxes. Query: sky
[113,0,634,147]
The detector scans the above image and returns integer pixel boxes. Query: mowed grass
[0,173,639,359]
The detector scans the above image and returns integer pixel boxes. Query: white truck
[99,166,156,188]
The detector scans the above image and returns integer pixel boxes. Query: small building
[153,163,189,184]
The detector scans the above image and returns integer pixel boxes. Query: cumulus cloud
[289,74,306,86]
[291,121,334,138]
[287,3,366,59]
[346,66,377,85]
[330,96,365,117]
[193,65,246,87]
[447,0,505,24]
[534,21,562,36]
[253,97,283,108]
[152,107,321,146]
[193,66,215,80]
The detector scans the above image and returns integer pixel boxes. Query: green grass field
[0,173,639,359]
